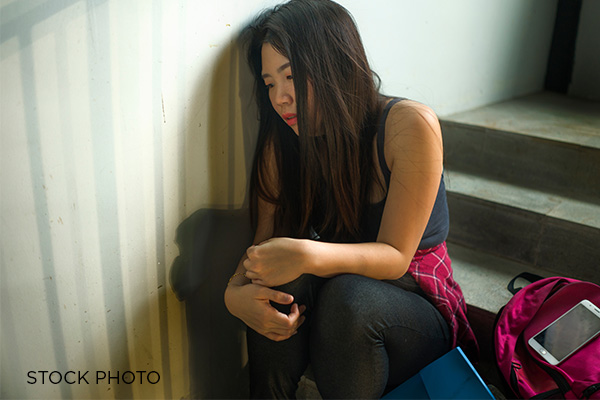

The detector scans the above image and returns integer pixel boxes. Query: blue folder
[383,347,495,399]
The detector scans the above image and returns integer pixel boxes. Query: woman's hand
[224,283,306,341]
[243,237,312,287]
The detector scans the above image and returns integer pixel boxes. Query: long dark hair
[244,0,383,242]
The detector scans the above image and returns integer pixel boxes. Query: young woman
[224,0,478,398]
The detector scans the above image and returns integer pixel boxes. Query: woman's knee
[313,275,380,337]
[315,275,362,314]
[312,274,447,342]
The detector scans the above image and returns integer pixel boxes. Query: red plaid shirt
[408,242,479,360]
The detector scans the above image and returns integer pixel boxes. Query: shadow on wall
[171,32,258,398]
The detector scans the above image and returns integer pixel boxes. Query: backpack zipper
[512,361,564,399]
[510,362,522,396]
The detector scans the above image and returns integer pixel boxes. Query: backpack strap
[583,384,600,399]
[507,272,545,295]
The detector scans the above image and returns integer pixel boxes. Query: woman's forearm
[244,237,413,287]
[305,240,411,281]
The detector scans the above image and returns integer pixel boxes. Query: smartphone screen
[531,301,600,363]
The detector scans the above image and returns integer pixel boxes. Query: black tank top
[359,98,449,249]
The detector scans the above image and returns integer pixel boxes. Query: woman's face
[261,43,299,135]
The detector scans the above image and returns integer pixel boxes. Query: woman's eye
[287,75,293,80]
[265,83,273,89]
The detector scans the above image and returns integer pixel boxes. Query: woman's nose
[274,85,293,106]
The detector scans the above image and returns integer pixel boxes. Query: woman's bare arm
[224,140,307,341]
[244,101,444,286]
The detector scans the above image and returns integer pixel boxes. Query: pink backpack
[494,273,600,399]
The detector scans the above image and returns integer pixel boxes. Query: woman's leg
[246,274,326,399]
[310,274,450,399]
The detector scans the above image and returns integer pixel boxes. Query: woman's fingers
[242,256,253,272]
[242,285,308,341]
[243,249,262,281]
[262,323,299,338]
[264,330,298,342]
[270,303,306,333]
[292,303,307,314]
[259,286,294,305]
[261,303,306,339]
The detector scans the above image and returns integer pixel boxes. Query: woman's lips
[282,113,297,127]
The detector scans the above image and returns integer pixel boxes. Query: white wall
[348,0,558,115]
[569,0,600,101]
[0,1,557,398]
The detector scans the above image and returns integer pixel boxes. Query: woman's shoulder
[382,97,443,169]
[384,98,440,130]
[383,97,441,139]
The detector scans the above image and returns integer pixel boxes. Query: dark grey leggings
[246,273,451,399]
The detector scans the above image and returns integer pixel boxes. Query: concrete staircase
[441,91,600,392]
[443,91,600,313]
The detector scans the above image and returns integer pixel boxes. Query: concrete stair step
[445,183,600,285]
[445,169,600,230]
[440,92,600,285]
[441,92,600,204]
[442,91,600,149]
[448,242,561,314]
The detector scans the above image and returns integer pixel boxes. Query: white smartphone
[528,299,600,365]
